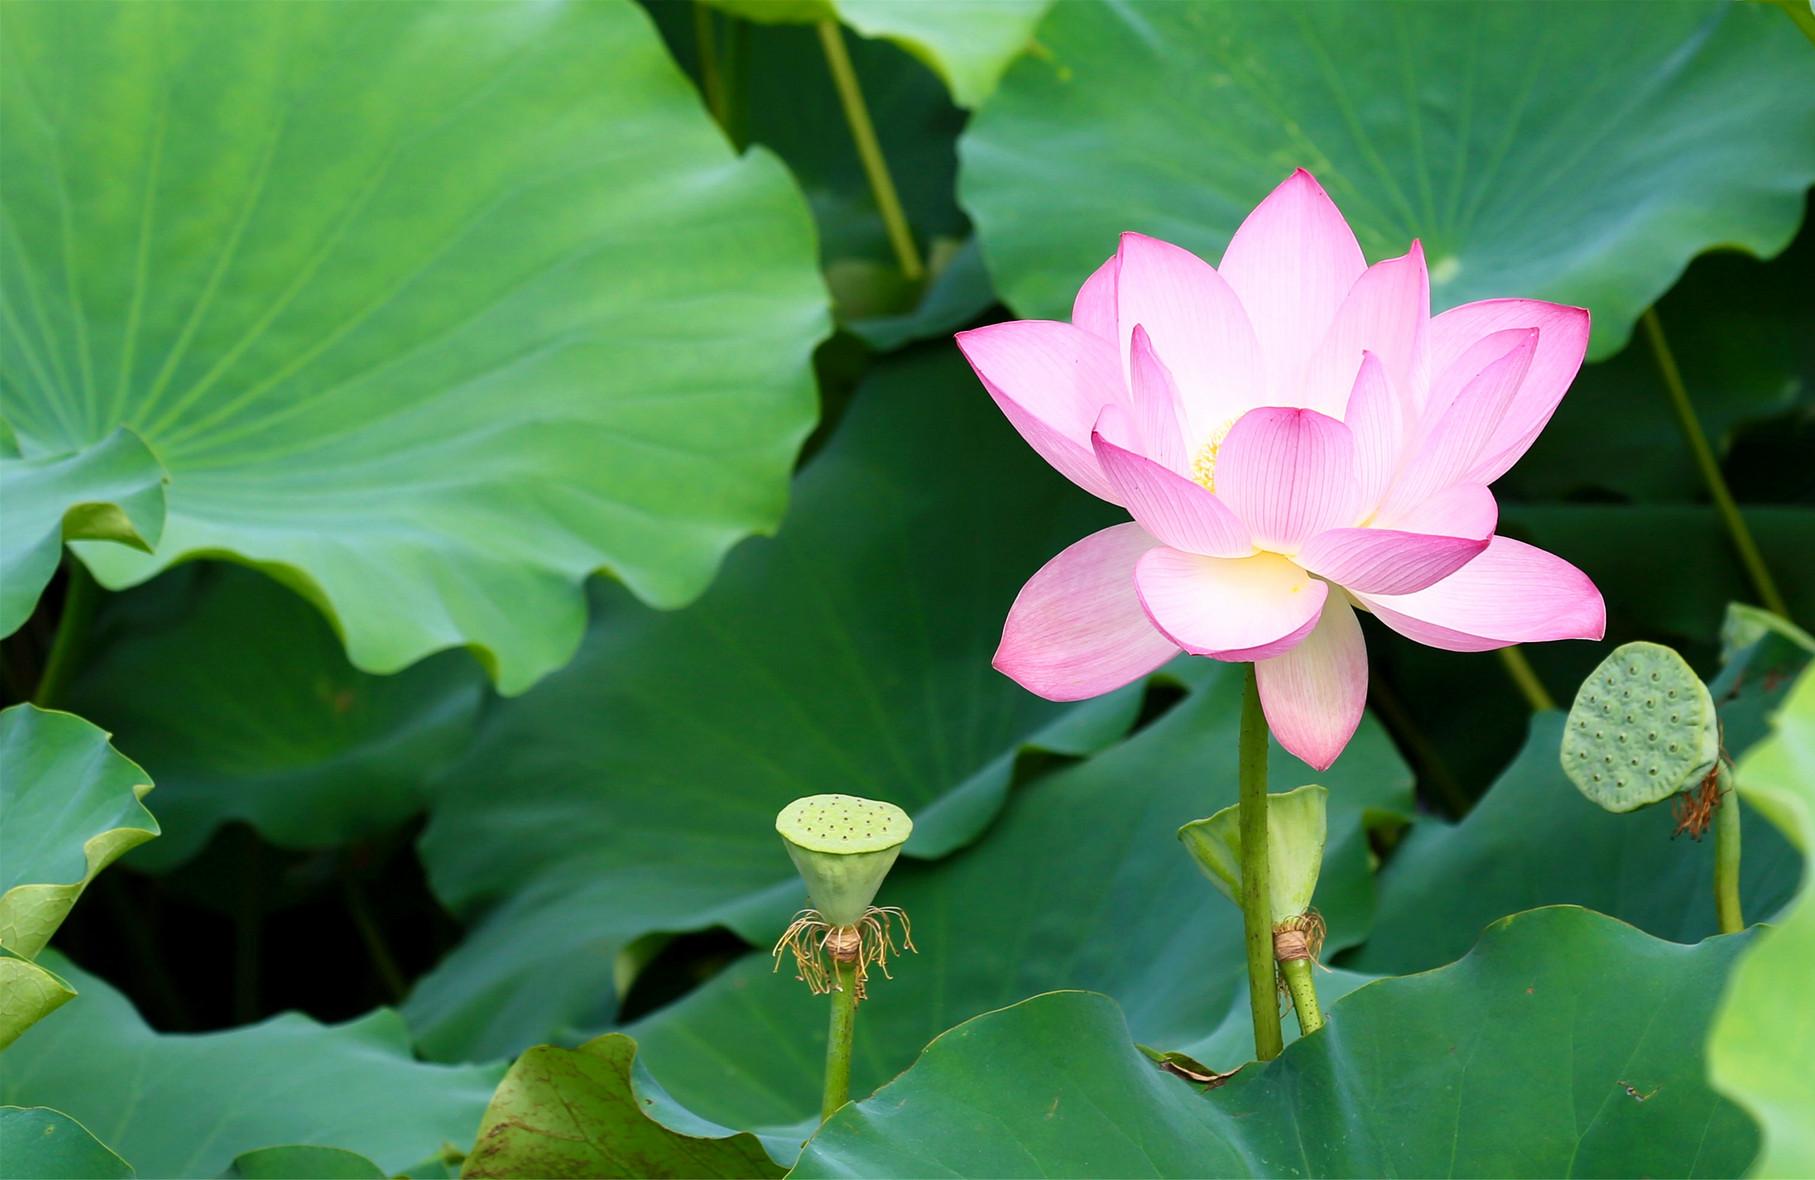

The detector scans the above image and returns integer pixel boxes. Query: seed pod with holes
[1561,641,1719,813]
[1178,784,1327,925]
[776,794,912,926]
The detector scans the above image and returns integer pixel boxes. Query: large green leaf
[0,707,157,953]
[794,908,1758,1178]
[0,427,164,637]
[0,0,827,693]
[708,1,1046,107]
[0,704,156,1048]
[405,349,1139,1059]
[1351,619,1808,975]
[835,1,1048,110]
[846,237,997,351]
[220,1148,384,1180]
[0,953,501,1179]
[1711,665,1815,1178]
[0,1107,133,1180]
[461,1034,781,1179]
[625,660,1411,1155]
[65,564,485,870]
[0,950,74,1056]
[961,0,1815,358]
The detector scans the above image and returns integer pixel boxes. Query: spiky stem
[816,19,923,281]
[1714,768,1744,935]
[1238,665,1285,1061]
[1642,308,1789,620]
[1274,918,1325,1038]
[1280,958,1324,1036]
[822,958,858,1122]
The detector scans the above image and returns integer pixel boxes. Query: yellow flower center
[1189,419,1238,492]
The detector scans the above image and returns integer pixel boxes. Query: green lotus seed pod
[1561,641,1719,813]
[1178,784,1327,925]
[776,794,912,926]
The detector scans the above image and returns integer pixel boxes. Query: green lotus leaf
[708,0,1046,106]
[624,661,1411,1160]
[0,953,501,1180]
[1721,603,1815,667]
[462,1034,781,1180]
[961,0,1815,358]
[219,1148,383,1180]
[0,705,156,964]
[0,1107,133,1180]
[792,908,1758,1178]
[405,349,1146,1060]
[0,949,75,1054]
[65,564,485,870]
[835,1,1048,109]
[1710,664,1815,1177]
[847,238,997,351]
[1178,784,1328,924]
[707,0,834,22]
[0,0,828,693]
[0,427,164,638]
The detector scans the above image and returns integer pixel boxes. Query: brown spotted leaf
[462,1034,782,1179]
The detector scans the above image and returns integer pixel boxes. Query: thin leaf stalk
[1714,767,1744,935]
[1274,914,1326,1038]
[1497,646,1556,713]
[1238,664,1285,1061]
[815,19,923,281]
[34,558,100,708]
[1642,307,1790,620]
[1280,958,1324,1036]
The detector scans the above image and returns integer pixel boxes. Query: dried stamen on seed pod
[770,905,917,1003]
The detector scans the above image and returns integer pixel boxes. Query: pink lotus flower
[957,170,1605,771]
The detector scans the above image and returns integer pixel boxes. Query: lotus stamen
[770,904,917,1004]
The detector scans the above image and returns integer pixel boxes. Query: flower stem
[1642,308,1790,620]
[1279,957,1324,1037]
[1238,665,1285,1062]
[821,959,858,1122]
[34,559,100,708]
[1497,646,1556,713]
[1714,769,1744,935]
[341,873,407,1002]
[815,19,923,281]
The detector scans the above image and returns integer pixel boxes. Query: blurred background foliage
[1,1,1812,1175]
